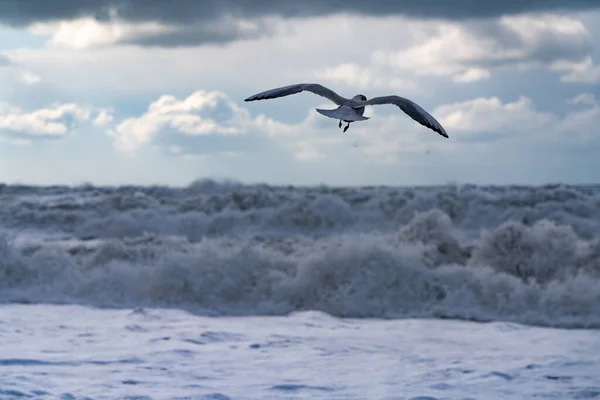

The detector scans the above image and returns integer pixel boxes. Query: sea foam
[0,180,598,328]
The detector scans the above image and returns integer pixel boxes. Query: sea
[0,179,599,399]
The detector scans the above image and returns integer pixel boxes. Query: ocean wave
[0,179,599,328]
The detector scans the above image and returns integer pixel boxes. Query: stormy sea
[0,179,599,400]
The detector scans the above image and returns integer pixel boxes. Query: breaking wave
[1,179,599,328]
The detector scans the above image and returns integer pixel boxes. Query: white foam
[2,304,599,399]
[0,180,599,328]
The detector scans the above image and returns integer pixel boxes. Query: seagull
[244,83,448,138]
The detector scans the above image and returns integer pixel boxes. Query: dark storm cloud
[123,18,277,47]
[0,0,598,47]
[0,0,598,25]
[463,19,594,67]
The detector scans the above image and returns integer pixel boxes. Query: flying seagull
[244,83,448,138]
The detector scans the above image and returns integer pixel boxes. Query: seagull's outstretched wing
[357,96,449,138]
[244,83,348,106]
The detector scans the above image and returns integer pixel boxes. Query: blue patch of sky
[0,25,47,51]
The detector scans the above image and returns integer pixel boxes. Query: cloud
[551,57,600,83]
[1,1,598,25]
[0,102,109,141]
[25,9,283,49]
[0,53,41,85]
[27,16,177,49]
[312,63,415,92]
[120,88,600,166]
[19,70,41,85]
[7,11,595,113]
[108,88,444,161]
[431,95,600,150]
[567,93,597,106]
[109,90,256,153]
[434,96,556,140]
[555,101,600,141]
[2,1,598,47]
[256,93,600,165]
[5,14,430,99]
[93,110,114,125]
[452,68,491,83]
[116,89,566,164]
[372,15,594,83]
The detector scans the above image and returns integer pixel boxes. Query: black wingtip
[438,129,449,138]
[245,95,266,102]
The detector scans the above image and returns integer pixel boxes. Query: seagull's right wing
[358,95,449,138]
[244,83,348,106]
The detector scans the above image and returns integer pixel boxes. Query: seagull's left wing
[356,96,449,138]
[244,83,348,106]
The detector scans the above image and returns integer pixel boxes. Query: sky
[1,1,600,187]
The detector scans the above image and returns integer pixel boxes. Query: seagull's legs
[343,122,351,133]
[339,120,342,128]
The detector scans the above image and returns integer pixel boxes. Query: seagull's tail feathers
[316,106,369,122]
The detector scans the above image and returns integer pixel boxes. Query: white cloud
[28,16,177,49]
[3,12,598,106]
[452,68,491,83]
[312,63,415,91]
[372,14,593,83]
[0,102,111,140]
[20,70,41,85]
[434,96,556,137]
[0,54,41,86]
[302,15,592,94]
[109,90,252,152]
[108,88,435,161]
[93,110,114,125]
[428,94,600,150]
[26,8,279,50]
[258,95,574,164]
[4,14,428,100]
[0,103,90,136]
[555,101,600,140]
[113,86,600,167]
[115,87,483,165]
[272,94,599,163]
[551,56,600,83]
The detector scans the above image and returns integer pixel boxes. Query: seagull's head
[353,94,367,101]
